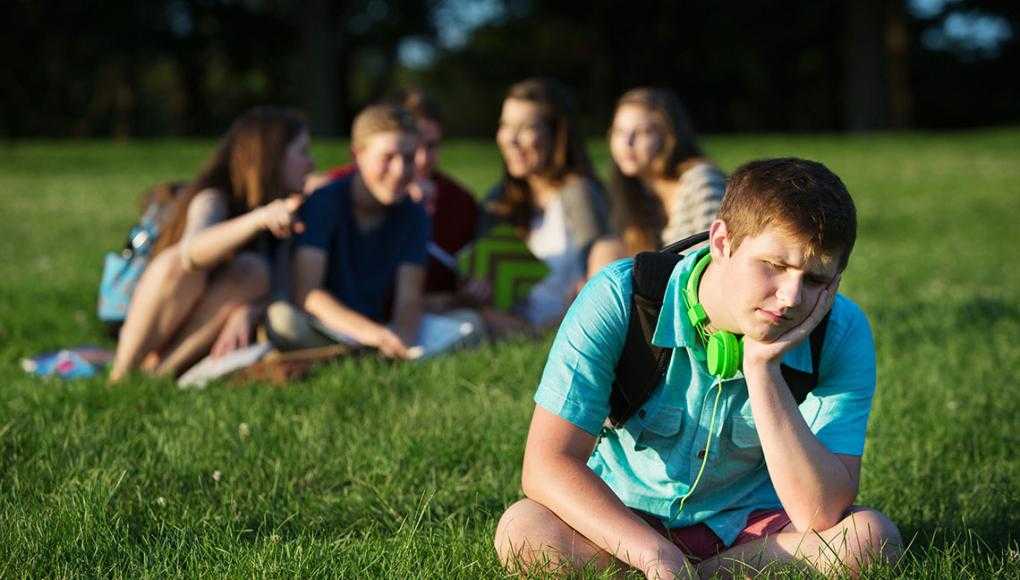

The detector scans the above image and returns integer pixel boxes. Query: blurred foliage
[1,0,1017,138]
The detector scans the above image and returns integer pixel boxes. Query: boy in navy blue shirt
[271,104,428,359]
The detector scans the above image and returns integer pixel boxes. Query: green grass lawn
[1,130,1018,577]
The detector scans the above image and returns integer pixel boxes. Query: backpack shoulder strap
[607,251,678,426]
[608,231,709,426]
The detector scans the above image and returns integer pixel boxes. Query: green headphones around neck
[684,252,743,379]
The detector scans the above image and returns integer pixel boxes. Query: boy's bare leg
[109,246,208,382]
[495,498,628,576]
[697,507,902,578]
[155,252,269,377]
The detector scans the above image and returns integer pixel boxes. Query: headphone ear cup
[707,331,742,379]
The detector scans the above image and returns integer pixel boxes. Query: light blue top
[534,249,877,546]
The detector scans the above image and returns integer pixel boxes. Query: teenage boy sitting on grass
[304,88,479,302]
[494,158,902,578]
[268,104,426,359]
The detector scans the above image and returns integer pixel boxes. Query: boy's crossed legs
[495,498,902,578]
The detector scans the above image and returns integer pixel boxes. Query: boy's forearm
[522,454,691,575]
[304,289,385,346]
[744,362,857,531]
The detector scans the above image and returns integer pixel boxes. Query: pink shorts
[637,509,792,563]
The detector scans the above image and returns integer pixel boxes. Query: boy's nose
[777,277,804,310]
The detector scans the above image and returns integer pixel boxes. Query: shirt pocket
[633,403,685,461]
[731,414,761,448]
[722,401,766,468]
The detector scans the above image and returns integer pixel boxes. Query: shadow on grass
[952,296,1020,327]
[873,296,1018,327]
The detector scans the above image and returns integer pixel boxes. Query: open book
[177,313,479,388]
[178,342,273,389]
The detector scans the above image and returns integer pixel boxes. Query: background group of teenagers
[106,78,724,381]
[103,76,903,578]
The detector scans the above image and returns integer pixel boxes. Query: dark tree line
[1,0,1016,138]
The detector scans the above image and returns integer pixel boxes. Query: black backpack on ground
[607,231,830,427]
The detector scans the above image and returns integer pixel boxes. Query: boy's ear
[708,219,731,259]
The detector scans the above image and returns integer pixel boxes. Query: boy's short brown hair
[719,158,857,269]
[351,103,418,150]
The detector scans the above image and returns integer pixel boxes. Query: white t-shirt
[518,197,584,326]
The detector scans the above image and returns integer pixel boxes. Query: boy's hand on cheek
[743,274,840,372]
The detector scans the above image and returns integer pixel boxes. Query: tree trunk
[885,0,913,128]
[302,0,341,136]
[842,0,888,131]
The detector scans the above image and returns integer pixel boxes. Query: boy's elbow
[520,454,558,502]
[298,287,328,313]
[520,451,577,502]
[520,463,540,499]
[791,496,856,533]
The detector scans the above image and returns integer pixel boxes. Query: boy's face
[415,118,442,178]
[711,222,841,342]
[354,130,417,205]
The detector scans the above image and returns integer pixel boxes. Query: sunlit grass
[0,129,1018,577]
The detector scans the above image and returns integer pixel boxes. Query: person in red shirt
[306,89,479,298]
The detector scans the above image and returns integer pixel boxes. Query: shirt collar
[649,246,814,375]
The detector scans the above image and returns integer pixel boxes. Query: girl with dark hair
[481,78,611,329]
[109,106,314,382]
[607,87,725,255]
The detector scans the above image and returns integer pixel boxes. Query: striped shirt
[660,162,726,245]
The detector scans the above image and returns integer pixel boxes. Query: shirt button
[638,409,647,418]
[697,449,706,459]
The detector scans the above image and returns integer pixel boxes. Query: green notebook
[458,224,549,311]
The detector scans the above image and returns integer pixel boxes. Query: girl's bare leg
[155,252,269,377]
[587,236,627,276]
[109,246,207,382]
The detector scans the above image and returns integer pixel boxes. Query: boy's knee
[838,507,903,571]
[265,300,334,350]
[493,499,554,568]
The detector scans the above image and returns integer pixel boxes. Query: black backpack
[607,231,830,426]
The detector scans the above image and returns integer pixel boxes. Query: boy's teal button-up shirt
[534,250,877,546]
